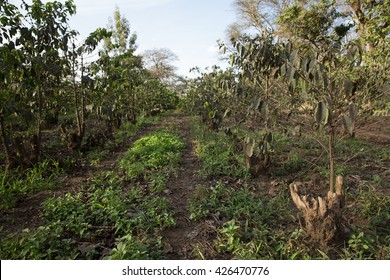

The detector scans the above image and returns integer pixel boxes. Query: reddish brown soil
[356,116,390,145]
[159,114,206,259]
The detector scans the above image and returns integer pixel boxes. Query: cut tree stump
[289,176,345,247]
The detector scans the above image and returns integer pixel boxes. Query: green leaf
[344,79,353,96]
[208,110,216,119]
[263,141,270,153]
[290,49,299,65]
[240,45,245,58]
[230,55,235,66]
[244,137,254,157]
[286,65,295,84]
[280,64,286,77]
[246,142,254,157]
[323,73,328,90]
[308,58,316,76]
[342,114,354,136]
[315,101,329,125]
[300,57,308,73]
[259,101,267,116]
[286,42,291,54]
[348,102,356,122]
[223,108,231,118]
[86,104,94,112]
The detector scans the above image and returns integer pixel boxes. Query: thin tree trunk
[329,128,335,193]
[0,114,11,168]
[131,87,137,123]
[36,82,42,160]
[80,54,86,138]
[73,56,82,136]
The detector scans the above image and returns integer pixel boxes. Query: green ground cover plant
[0,160,62,210]
[191,119,249,179]
[0,130,184,260]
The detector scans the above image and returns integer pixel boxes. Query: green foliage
[0,160,62,209]
[43,193,91,238]
[215,219,241,253]
[272,150,307,177]
[0,222,79,260]
[88,149,109,165]
[104,234,162,260]
[139,80,179,114]
[113,115,159,144]
[183,66,233,130]
[0,169,175,259]
[192,120,249,179]
[103,6,137,55]
[344,230,377,260]
[356,186,390,230]
[277,1,345,49]
[119,131,184,179]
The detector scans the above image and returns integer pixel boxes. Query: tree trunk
[131,88,137,124]
[329,129,335,193]
[0,114,11,168]
[80,54,86,138]
[73,59,82,137]
[36,82,42,160]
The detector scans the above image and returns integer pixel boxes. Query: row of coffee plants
[0,1,179,169]
[183,21,388,253]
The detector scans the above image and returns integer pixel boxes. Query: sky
[9,0,237,77]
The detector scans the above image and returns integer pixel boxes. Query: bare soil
[356,116,390,145]
[159,114,205,259]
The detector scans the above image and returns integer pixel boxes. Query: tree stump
[289,176,345,247]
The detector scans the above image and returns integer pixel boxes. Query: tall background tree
[143,48,179,85]
[228,0,389,53]
[103,6,137,55]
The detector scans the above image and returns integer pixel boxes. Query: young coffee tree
[185,66,230,131]
[61,28,111,151]
[284,43,365,246]
[0,0,76,166]
[227,35,288,176]
[0,1,23,167]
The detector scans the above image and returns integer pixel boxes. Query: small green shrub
[344,230,377,260]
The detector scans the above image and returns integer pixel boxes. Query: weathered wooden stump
[289,176,345,247]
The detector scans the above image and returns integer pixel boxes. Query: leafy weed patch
[192,120,249,179]
[0,131,184,260]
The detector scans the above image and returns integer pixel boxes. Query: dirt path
[356,116,390,145]
[159,114,206,259]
